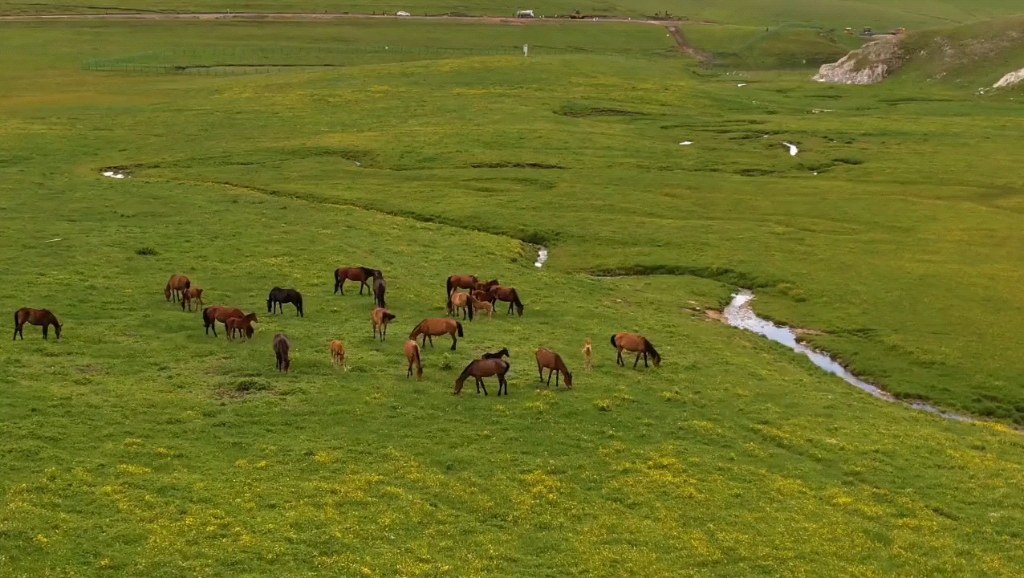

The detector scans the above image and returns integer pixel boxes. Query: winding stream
[724,291,976,423]
[535,246,548,268]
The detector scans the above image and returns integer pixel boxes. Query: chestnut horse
[181,287,204,312]
[611,332,661,368]
[330,340,348,370]
[165,275,191,303]
[447,291,474,321]
[470,296,493,319]
[203,306,256,337]
[445,275,478,308]
[410,318,463,351]
[334,267,381,295]
[536,348,573,389]
[13,308,61,340]
[273,333,291,372]
[454,358,509,396]
[225,313,257,340]
[405,340,423,379]
[371,307,396,341]
[488,286,524,317]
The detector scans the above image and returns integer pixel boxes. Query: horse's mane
[644,338,661,362]
[361,266,377,277]
[455,359,479,384]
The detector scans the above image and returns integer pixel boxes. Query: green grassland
[2,15,1024,577]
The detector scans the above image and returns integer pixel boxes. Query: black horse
[267,287,304,317]
[482,348,510,360]
[373,274,387,309]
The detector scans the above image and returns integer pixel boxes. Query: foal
[13,308,62,340]
[405,340,423,380]
[224,313,257,340]
[330,340,348,370]
[181,287,204,312]
[371,307,396,341]
[470,295,493,319]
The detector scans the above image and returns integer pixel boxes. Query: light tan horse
[470,296,493,319]
[371,307,396,341]
[13,308,62,340]
[405,340,423,379]
[164,275,191,303]
[454,358,509,396]
[447,291,474,320]
[581,338,593,371]
[330,340,348,370]
[536,348,573,388]
[410,318,464,351]
[181,287,204,312]
[610,332,661,368]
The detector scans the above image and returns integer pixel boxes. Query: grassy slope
[0,0,1022,28]
[1,18,1024,577]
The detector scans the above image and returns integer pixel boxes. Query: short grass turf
[2,17,1024,577]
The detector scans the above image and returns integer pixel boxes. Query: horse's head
[246,312,259,324]
[564,372,573,388]
[266,297,273,313]
[55,323,62,340]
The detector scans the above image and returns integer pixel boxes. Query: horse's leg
[633,353,641,368]
[450,333,457,351]
[537,363,544,382]
[643,352,649,368]
[616,349,623,366]
[359,281,365,295]
[555,371,560,388]
[480,379,488,396]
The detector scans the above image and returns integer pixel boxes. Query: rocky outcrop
[813,36,904,85]
[994,67,1024,88]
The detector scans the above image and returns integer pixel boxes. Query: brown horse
[371,307,396,341]
[471,290,494,304]
[203,306,256,337]
[454,358,510,396]
[13,308,61,340]
[224,313,257,340]
[330,340,348,370]
[447,291,474,321]
[445,275,478,308]
[536,348,573,389]
[165,275,191,303]
[474,279,499,292]
[410,318,464,351]
[405,340,423,379]
[470,296,493,319]
[181,287,204,312]
[273,333,291,372]
[611,333,661,368]
[488,286,524,317]
[373,274,387,309]
[334,267,381,295]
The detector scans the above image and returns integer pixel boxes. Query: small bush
[136,247,158,256]
[594,399,613,412]
[234,378,270,392]
[438,353,453,371]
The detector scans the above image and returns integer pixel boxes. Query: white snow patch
[102,171,127,179]
[994,67,1024,88]
[737,83,747,87]
[783,142,799,156]
[679,141,693,146]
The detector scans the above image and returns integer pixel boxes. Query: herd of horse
[12,268,662,396]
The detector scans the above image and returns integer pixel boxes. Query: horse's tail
[466,297,474,321]
[610,334,618,348]
[384,312,396,322]
[202,307,212,326]
[334,269,341,293]
[644,338,661,365]
[446,276,454,308]
[512,289,524,315]
[456,321,464,337]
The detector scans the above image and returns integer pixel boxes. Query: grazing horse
[445,275,479,308]
[13,308,61,340]
[535,348,573,389]
[454,358,510,396]
[273,333,291,372]
[330,340,348,370]
[611,332,661,368]
[267,287,304,317]
[203,306,256,337]
[447,291,474,321]
[488,286,524,317]
[181,287,204,312]
[470,296,493,319]
[482,348,509,360]
[582,338,593,371]
[410,318,464,351]
[373,274,387,309]
[371,307,396,341]
[334,267,380,295]
[405,340,423,380]
[225,313,257,340]
[165,275,191,303]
